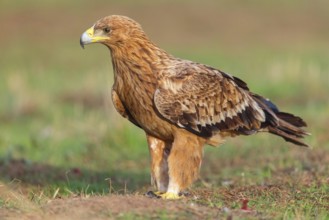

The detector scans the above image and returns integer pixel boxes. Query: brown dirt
[0,193,261,220]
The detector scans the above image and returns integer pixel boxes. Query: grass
[1,0,329,219]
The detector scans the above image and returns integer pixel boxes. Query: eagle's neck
[109,38,172,80]
[109,39,172,102]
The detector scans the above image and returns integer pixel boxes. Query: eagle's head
[80,15,146,50]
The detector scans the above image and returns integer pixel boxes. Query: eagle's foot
[145,191,161,199]
[154,191,165,196]
[145,191,182,199]
[159,192,182,200]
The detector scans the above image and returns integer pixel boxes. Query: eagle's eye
[103,27,111,33]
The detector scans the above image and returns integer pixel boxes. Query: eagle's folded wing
[112,89,141,128]
[154,63,266,137]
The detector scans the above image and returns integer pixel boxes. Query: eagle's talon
[145,191,161,199]
[179,191,191,197]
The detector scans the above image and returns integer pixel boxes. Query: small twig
[52,188,60,199]
[105,178,113,195]
[38,190,44,202]
[83,185,90,198]
[65,170,71,187]
[65,188,75,196]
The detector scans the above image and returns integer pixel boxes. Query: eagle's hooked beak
[80,26,109,49]
[80,26,94,49]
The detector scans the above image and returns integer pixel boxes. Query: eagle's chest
[113,72,174,140]
[116,71,155,113]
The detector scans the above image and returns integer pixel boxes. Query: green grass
[1,1,329,219]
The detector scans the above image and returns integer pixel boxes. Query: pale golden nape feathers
[80,15,309,199]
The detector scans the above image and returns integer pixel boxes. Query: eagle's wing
[154,62,266,137]
[111,89,141,128]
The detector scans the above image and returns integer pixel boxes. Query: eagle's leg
[161,129,205,199]
[146,135,170,194]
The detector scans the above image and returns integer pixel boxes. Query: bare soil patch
[1,194,261,220]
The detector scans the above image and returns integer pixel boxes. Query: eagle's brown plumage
[80,15,309,199]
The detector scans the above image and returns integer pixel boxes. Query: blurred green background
[0,0,328,196]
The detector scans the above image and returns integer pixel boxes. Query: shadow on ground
[0,158,149,195]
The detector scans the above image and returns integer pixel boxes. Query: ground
[0,1,328,219]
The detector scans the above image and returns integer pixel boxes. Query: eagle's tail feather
[253,95,310,147]
[268,113,309,147]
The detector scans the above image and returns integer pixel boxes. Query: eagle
[80,15,309,199]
